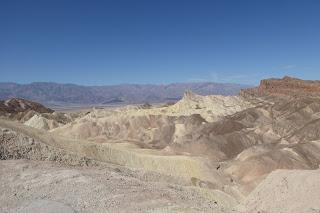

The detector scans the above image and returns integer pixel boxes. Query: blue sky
[0,0,319,85]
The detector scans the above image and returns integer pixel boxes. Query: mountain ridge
[0,81,251,105]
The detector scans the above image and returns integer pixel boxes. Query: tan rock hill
[0,98,54,122]
[51,92,252,146]
[0,98,77,130]
[0,98,53,114]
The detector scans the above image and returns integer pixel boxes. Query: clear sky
[0,0,319,85]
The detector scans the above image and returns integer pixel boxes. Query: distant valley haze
[0,81,251,106]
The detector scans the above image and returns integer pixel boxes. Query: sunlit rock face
[241,76,320,97]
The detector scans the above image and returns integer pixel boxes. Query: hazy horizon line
[0,80,255,87]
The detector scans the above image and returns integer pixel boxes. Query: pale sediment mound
[52,92,252,145]
[24,114,62,130]
[220,95,320,192]
[0,122,240,210]
[237,169,320,213]
[0,121,221,185]
[45,92,255,200]
[225,141,320,193]
[163,91,252,122]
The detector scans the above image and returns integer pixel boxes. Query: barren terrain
[1,77,320,212]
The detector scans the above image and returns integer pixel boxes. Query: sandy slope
[2,161,320,213]
[0,160,234,213]
[0,120,242,204]
[237,169,320,213]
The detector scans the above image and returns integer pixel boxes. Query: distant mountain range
[0,82,251,106]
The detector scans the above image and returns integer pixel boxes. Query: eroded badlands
[1,77,320,212]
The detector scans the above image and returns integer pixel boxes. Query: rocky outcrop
[241,76,320,98]
[0,98,53,114]
[0,127,96,166]
[0,98,57,124]
[24,114,63,130]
